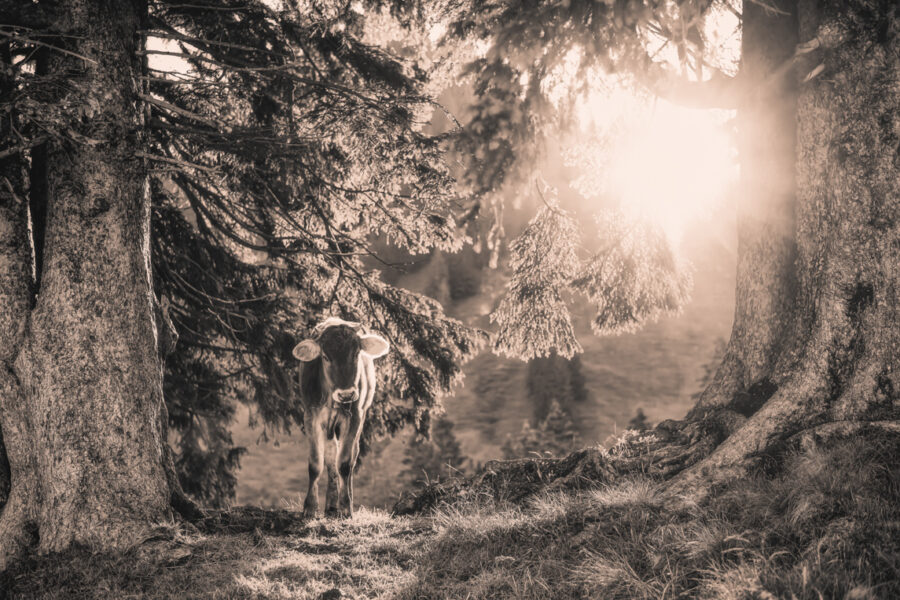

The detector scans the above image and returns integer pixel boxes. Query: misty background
[234,157,737,509]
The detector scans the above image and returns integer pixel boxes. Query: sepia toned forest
[1,0,897,597]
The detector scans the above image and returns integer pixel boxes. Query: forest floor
[3,431,899,599]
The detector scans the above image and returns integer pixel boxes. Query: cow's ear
[360,334,389,359]
[292,339,321,362]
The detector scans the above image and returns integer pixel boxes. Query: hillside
[5,428,898,599]
[231,213,736,509]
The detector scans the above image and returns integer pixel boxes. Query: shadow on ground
[3,430,899,599]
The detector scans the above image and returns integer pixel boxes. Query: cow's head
[292,319,389,402]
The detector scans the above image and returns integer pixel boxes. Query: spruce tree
[502,400,582,459]
[0,0,485,565]
[401,417,468,487]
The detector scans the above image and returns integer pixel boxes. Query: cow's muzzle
[333,389,358,403]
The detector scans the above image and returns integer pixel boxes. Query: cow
[292,317,389,518]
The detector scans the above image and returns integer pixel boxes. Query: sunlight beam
[606,101,737,243]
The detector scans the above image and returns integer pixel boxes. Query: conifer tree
[526,351,588,422]
[0,0,485,565]
[401,417,468,487]
[627,408,651,432]
[502,400,582,459]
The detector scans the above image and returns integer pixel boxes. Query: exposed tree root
[394,373,899,516]
[667,343,899,502]
[170,487,207,523]
[391,418,728,515]
[789,420,900,450]
[393,449,621,515]
[160,417,206,524]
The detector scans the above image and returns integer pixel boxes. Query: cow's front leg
[324,435,341,517]
[303,416,326,518]
[337,411,364,518]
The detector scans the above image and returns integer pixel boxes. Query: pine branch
[139,93,230,132]
[140,28,283,57]
[0,135,49,160]
[0,29,97,64]
[135,151,220,173]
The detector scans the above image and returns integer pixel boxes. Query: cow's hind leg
[337,411,364,518]
[303,416,326,518]
[324,434,341,517]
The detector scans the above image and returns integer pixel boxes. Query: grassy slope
[6,431,898,599]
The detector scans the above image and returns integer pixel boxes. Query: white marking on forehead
[312,317,362,337]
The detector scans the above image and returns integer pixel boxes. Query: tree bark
[0,38,38,569]
[691,0,799,417]
[669,0,900,497]
[0,0,172,569]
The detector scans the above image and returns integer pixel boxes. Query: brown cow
[293,318,389,517]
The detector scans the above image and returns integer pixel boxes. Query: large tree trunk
[0,37,37,571]
[0,0,172,569]
[691,0,799,417]
[669,0,899,496]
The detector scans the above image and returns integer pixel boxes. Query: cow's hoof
[338,507,353,519]
[324,507,340,518]
[303,507,319,519]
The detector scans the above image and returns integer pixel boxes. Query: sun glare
[571,90,737,245]
[565,3,740,245]
[607,101,737,243]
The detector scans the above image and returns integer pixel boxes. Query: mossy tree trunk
[0,0,173,569]
[669,0,899,496]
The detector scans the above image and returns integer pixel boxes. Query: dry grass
[399,432,900,600]
[1,508,429,600]
[3,432,898,599]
